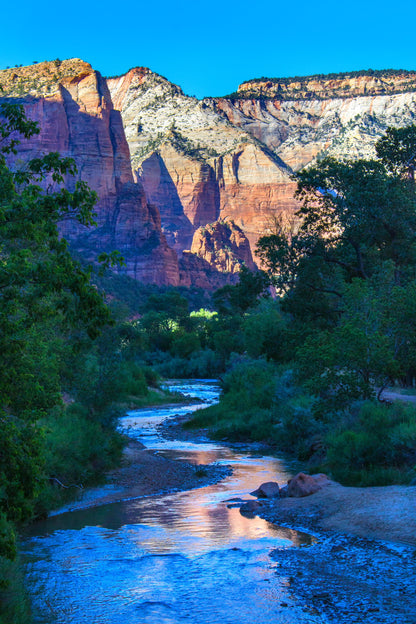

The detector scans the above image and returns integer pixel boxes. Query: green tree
[0,102,114,567]
[375,124,416,179]
[213,265,270,315]
[296,278,401,410]
[256,125,416,399]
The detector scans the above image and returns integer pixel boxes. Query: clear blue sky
[2,0,416,99]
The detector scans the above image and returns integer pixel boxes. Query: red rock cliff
[107,67,294,266]
[0,60,179,286]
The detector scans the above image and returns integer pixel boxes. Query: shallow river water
[21,381,413,624]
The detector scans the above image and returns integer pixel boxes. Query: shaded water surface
[22,380,323,624]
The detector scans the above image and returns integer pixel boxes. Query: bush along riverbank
[185,358,416,487]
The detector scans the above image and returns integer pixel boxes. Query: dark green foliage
[242,299,290,361]
[213,265,270,315]
[0,415,44,526]
[257,125,416,394]
[375,124,416,178]
[39,404,123,493]
[0,103,124,611]
[326,402,416,485]
[155,349,222,379]
[186,357,278,440]
[170,332,201,358]
[271,389,323,460]
[0,556,32,623]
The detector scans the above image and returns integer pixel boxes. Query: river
[20,381,415,624]
[21,380,326,623]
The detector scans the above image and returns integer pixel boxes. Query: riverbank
[50,438,231,515]
[22,382,416,624]
[160,413,416,622]
[254,481,416,547]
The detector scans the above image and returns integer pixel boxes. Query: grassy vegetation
[185,359,416,486]
[0,557,32,624]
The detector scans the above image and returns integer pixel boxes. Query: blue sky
[2,0,416,98]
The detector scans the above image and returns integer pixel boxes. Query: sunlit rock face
[109,68,416,269]
[208,72,416,171]
[190,220,256,274]
[107,68,293,265]
[0,60,180,285]
[4,61,416,288]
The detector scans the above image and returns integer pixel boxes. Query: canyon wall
[3,61,416,288]
[107,69,292,265]
[109,68,416,269]
[0,60,180,285]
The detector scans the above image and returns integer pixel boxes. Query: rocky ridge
[237,70,416,100]
[209,72,416,172]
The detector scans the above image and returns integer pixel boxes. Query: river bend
[22,380,324,624]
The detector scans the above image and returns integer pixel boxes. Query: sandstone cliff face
[190,220,256,274]
[109,68,416,271]
[209,73,416,172]
[5,61,416,288]
[0,60,179,285]
[178,253,240,290]
[237,71,416,100]
[107,68,293,263]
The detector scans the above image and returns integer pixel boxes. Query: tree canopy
[0,102,115,569]
[256,124,416,398]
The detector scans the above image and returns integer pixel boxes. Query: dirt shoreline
[51,438,231,515]
[254,481,416,547]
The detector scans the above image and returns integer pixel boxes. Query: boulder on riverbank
[240,500,264,513]
[251,472,333,502]
[287,472,332,498]
[250,481,280,498]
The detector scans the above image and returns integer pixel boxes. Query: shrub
[155,349,221,378]
[185,357,279,441]
[39,404,123,489]
[272,393,322,459]
[326,401,416,485]
[221,357,277,410]
[0,555,32,623]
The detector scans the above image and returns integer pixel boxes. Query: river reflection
[22,380,321,624]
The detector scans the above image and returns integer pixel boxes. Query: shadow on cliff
[136,152,195,251]
[0,91,182,284]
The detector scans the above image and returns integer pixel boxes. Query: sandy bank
[256,481,416,546]
[52,439,231,515]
